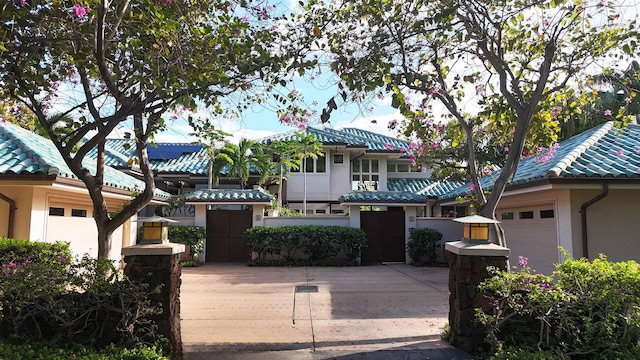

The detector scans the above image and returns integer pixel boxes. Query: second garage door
[498,204,558,275]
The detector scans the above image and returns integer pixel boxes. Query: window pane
[362,159,370,172]
[371,160,378,172]
[352,175,360,181]
[352,161,360,172]
[387,163,395,172]
[333,154,344,164]
[397,164,409,172]
[362,175,370,181]
[540,210,555,218]
[501,212,514,220]
[49,207,65,216]
[372,175,379,181]
[519,211,534,219]
[305,158,314,172]
[316,155,326,173]
[71,209,87,217]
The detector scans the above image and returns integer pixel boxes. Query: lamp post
[137,215,177,244]
[453,215,500,243]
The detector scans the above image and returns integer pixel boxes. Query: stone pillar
[122,243,185,360]
[444,241,509,354]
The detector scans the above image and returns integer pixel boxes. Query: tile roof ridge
[546,121,614,177]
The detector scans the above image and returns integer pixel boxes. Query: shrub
[407,228,442,265]
[0,340,166,360]
[246,225,367,265]
[0,238,166,353]
[168,225,205,258]
[477,253,640,359]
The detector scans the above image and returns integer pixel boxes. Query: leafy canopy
[300,0,637,220]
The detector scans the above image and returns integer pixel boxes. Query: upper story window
[294,154,326,173]
[387,162,421,173]
[352,159,379,190]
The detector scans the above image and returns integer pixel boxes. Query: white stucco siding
[329,150,351,200]
[570,188,640,263]
[286,173,331,201]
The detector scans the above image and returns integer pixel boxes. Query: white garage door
[498,204,558,275]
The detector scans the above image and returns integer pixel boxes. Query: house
[438,122,640,274]
[0,121,170,262]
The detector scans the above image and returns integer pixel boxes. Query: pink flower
[504,146,509,153]
[164,0,171,4]
[74,3,90,18]
[469,183,476,191]
[615,150,622,156]
[518,256,528,266]
[625,97,632,104]
[385,143,393,151]
[604,109,612,116]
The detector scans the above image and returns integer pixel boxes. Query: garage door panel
[499,204,558,275]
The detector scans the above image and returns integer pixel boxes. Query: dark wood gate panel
[206,210,253,262]
[360,209,405,264]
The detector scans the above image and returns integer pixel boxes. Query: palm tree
[263,139,304,211]
[219,138,272,189]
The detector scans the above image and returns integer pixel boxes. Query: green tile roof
[257,126,411,154]
[185,188,273,203]
[339,190,428,204]
[0,122,171,198]
[442,122,640,199]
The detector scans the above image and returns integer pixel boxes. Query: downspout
[0,192,16,238]
[580,184,608,259]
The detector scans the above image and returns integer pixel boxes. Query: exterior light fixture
[453,215,500,243]
[137,215,177,244]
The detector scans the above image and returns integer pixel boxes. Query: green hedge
[407,228,443,265]
[246,225,367,265]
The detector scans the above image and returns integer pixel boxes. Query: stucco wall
[416,217,464,243]
[570,188,640,262]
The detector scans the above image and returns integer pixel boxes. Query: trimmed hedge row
[246,225,367,265]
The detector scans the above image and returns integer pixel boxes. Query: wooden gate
[206,210,253,262]
[360,209,406,264]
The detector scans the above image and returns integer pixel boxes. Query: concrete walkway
[180,263,473,359]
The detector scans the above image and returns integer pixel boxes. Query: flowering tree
[1,0,294,258]
[301,0,636,243]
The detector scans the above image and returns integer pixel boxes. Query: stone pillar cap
[445,240,510,257]
[122,243,186,256]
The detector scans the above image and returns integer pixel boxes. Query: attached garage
[497,203,559,275]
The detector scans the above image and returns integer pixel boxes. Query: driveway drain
[295,285,318,293]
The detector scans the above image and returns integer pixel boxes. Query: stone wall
[124,251,183,360]
[445,250,508,354]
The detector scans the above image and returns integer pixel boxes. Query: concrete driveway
[181,263,471,359]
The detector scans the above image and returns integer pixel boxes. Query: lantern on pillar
[453,215,500,243]
[137,216,177,244]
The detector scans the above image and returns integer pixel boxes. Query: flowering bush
[0,238,166,353]
[477,252,640,359]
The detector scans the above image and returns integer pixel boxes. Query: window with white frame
[294,154,326,173]
[351,159,379,190]
[387,162,420,173]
